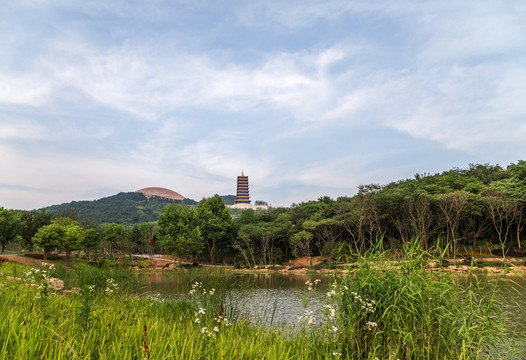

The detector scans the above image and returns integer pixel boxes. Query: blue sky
[1,0,525,210]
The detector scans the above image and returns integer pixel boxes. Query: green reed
[0,247,515,360]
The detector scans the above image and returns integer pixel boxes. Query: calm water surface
[142,271,526,333]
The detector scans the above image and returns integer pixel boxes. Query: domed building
[135,187,185,201]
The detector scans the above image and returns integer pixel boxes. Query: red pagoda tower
[234,171,250,204]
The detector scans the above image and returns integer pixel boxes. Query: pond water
[143,270,526,353]
[143,271,334,327]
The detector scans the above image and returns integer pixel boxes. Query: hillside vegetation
[45,192,198,226]
[1,161,525,265]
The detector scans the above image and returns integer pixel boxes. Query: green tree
[139,222,158,257]
[82,228,100,260]
[158,205,203,264]
[20,208,53,252]
[0,207,21,253]
[32,222,66,259]
[101,223,128,257]
[197,195,234,263]
[63,223,84,260]
[434,191,469,256]
[289,230,314,260]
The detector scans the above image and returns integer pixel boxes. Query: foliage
[158,205,204,262]
[332,242,504,359]
[31,219,85,260]
[289,230,314,259]
[19,208,53,251]
[197,195,234,263]
[46,192,198,226]
[0,207,21,253]
[0,251,514,359]
[31,222,66,259]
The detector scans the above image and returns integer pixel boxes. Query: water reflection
[143,271,526,332]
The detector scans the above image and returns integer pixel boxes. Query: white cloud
[0,74,52,106]
[0,120,49,140]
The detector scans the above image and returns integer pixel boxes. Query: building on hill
[234,171,250,204]
[135,187,185,201]
[229,171,270,210]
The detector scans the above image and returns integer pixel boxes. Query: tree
[435,191,469,256]
[336,194,381,255]
[20,208,53,252]
[289,230,314,260]
[483,191,516,258]
[32,222,66,259]
[0,207,21,253]
[302,218,344,256]
[158,205,203,264]
[63,223,84,260]
[82,228,100,260]
[197,195,234,263]
[403,195,433,250]
[139,222,158,257]
[101,223,128,258]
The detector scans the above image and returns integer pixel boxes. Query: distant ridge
[135,187,185,201]
[45,192,197,225]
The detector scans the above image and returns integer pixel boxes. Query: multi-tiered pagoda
[234,171,250,204]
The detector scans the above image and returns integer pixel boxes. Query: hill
[46,192,198,226]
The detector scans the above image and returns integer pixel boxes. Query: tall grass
[331,240,506,359]
[0,245,514,359]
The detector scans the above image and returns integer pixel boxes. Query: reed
[0,246,514,359]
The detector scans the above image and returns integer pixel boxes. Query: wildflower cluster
[366,321,378,330]
[214,315,232,327]
[323,304,336,320]
[189,281,215,296]
[191,284,232,339]
[349,291,376,313]
[147,293,166,304]
[305,278,321,291]
[194,307,206,324]
[297,309,316,325]
[105,278,119,294]
[34,281,49,300]
[199,326,219,338]
[24,267,49,282]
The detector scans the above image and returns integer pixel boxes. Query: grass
[0,241,517,359]
[331,241,506,359]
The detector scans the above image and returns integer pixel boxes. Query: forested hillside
[2,161,525,264]
[45,192,198,225]
[230,161,526,265]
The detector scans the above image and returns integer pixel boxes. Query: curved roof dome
[135,187,185,201]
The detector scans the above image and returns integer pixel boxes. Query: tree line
[1,161,525,264]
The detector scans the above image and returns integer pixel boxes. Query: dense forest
[1,161,525,265]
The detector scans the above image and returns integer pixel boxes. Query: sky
[1,0,526,210]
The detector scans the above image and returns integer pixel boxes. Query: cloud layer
[1,0,525,209]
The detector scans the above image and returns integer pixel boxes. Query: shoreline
[3,253,526,276]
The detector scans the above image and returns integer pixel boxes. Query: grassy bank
[0,245,515,359]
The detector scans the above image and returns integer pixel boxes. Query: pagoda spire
[234,171,250,204]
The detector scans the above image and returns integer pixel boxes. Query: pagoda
[234,171,250,204]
